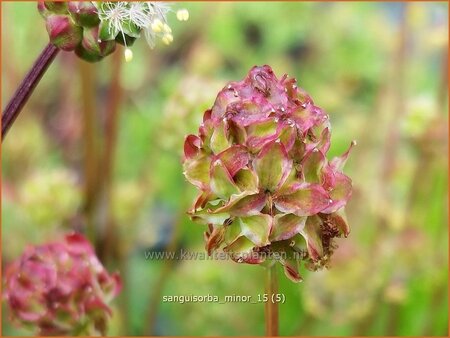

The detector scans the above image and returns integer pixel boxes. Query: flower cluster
[3,233,121,335]
[183,65,354,282]
[38,1,188,62]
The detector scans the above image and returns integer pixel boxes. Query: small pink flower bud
[67,2,100,28]
[45,14,82,51]
[43,1,67,14]
[77,26,116,62]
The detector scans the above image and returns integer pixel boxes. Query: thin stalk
[2,43,59,140]
[101,46,127,333]
[79,59,100,246]
[265,264,279,336]
[381,3,409,183]
[101,45,124,261]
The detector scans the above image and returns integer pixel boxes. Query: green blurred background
[1,1,448,336]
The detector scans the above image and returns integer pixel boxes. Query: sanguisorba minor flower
[38,1,189,62]
[3,233,121,335]
[183,65,355,282]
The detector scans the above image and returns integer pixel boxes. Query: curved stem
[265,264,279,336]
[2,43,59,140]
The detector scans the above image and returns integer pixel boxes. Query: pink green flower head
[183,65,355,282]
[3,233,121,335]
[38,1,189,62]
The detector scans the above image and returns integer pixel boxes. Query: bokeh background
[2,1,448,336]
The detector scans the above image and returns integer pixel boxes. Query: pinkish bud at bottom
[3,233,121,335]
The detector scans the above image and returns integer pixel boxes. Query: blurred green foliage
[2,2,448,336]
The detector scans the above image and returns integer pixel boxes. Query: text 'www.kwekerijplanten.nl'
[144,249,305,261]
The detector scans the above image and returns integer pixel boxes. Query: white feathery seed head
[95,2,189,59]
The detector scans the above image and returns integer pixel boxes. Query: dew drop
[227,84,232,90]
[237,257,243,263]
[301,103,307,109]
[352,140,357,146]
[312,148,318,152]
[328,199,333,204]
[289,240,295,247]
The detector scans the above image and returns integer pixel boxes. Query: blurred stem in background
[146,196,187,335]
[79,45,128,333]
[265,265,279,336]
[351,4,410,335]
[381,2,408,186]
[101,45,129,334]
[383,5,408,334]
[2,43,59,140]
[79,59,101,246]
[100,44,124,262]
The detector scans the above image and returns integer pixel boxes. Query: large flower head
[3,233,121,335]
[183,65,355,282]
[38,1,188,62]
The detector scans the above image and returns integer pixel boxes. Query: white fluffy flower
[95,1,188,53]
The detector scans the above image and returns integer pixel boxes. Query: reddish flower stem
[265,264,279,336]
[2,43,59,140]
